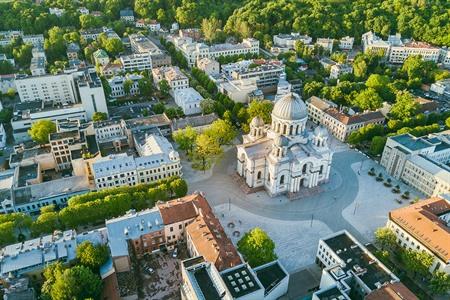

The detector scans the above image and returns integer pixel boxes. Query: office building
[120,53,152,72]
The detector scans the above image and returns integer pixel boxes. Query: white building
[170,36,259,67]
[30,57,46,76]
[236,93,333,196]
[329,63,352,79]
[93,49,110,67]
[152,66,189,95]
[108,74,143,98]
[387,196,450,274]
[173,87,203,115]
[273,33,312,49]
[217,77,259,103]
[49,7,65,17]
[381,132,450,196]
[129,33,162,55]
[316,38,334,53]
[120,53,152,72]
[92,135,181,189]
[197,57,220,76]
[315,230,402,300]
[22,34,44,47]
[338,36,354,50]
[78,7,89,15]
[0,123,6,148]
[430,79,450,96]
[362,31,441,64]
[119,9,134,22]
[76,69,109,120]
[32,46,46,61]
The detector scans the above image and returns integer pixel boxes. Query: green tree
[390,91,419,120]
[369,136,387,156]
[200,98,216,114]
[152,102,165,114]
[92,112,108,122]
[429,271,450,295]
[6,88,15,99]
[201,17,222,43]
[353,88,383,111]
[237,227,277,267]
[123,79,133,95]
[445,116,450,129]
[159,79,170,97]
[0,60,14,75]
[44,27,67,63]
[12,43,33,68]
[303,81,325,99]
[32,212,61,237]
[170,178,188,198]
[138,77,153,96]
[204,119,236,146]
[193,133,222,171]
[76,241,109,270]
[401,249,434,279]
[172,126,198,154]
[365,74,394,101]
[44,265,102,300]
[247,100,273,124]
[374,227,397,250]
[104,38,124,56]
[28,120,57,144]
[353,59,368,79]
[0,221,16,247]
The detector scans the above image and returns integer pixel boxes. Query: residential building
[78,7,89,15]
[30,57,46,76]
[0,123,6,149]
[430,79,450,96]
[119,9,134,22]
[221,59,285,93]
[152,66,189,95]
[148,20,161,32]
[93,119,127,152]
[171,113,219,132]
[272,33,312,53]
[0,53,15,67]
[362,31,441,64]
[76,69,109,120]
[31,45,46,60]
[315,230,404,300]
[123,114,172,138]
[339,36,354,50]
[92,135,181,190]
[22,34,44,47]
[15,73,75,104]
[237,93,333,196]
[364,283,418,300]
[93,49,110,66]
[101,62,123,77]
[179,28,202,41]
[170,36,259,67]
[150,53,172,68]
[173,87,203,115]
[108,74,143,98]
[197,57,220,76]
[66,43,80,60]
[306,96,385,141]
[11,101,87,142]
[0,74,16,94]
[49,129,86,171]
[106,208,165,272]
[129,33,162,55]
[49,7,65,17]
[380,132,450,196]
[120,53,152,72]
[387,196,450,274]
[181,256,289,300]
[330,63,352,79]
[316,38,334,53]
[80,28,103,41]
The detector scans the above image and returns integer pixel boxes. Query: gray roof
[390,134,433,152]
[105,208,164,257]
[272,93,307,121]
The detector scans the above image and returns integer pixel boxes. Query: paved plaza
[214,203,332,273]
[186,138,423,273]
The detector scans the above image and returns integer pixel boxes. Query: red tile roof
[365,283,418,300]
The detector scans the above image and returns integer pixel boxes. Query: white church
[236,92,334,196]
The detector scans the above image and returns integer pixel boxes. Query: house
[197,57,220,76]
[93,49,110,66]
[173,87,203,115]
[120,9,134,22]
[66,43,80,60]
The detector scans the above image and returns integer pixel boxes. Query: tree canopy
[237,227,277,267]
[76,241,109,270]
[28,120,57,144]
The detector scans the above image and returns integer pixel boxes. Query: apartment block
[170,36,259,67]
[108,74,143,98]
[339,36,354,50]
[314,230,411,300]
[152,66,189,95]
[120,53,152,72]
[387,196,450,274]
[381,132,450,196]
[306,96,385,141]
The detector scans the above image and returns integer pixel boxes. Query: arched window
[283,124,287,134]
[280,175,285,184]
[302,164,307,173]
[257,171,262,180]
[268,173,271,182]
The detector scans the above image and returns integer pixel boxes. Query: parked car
[172,248,178,258]
[145,267,154,275]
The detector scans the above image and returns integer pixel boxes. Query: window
[280,175,285,185]
[257,171,262,180]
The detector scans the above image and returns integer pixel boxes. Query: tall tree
[76,241,109,270]
[374,227,397,250]
[237,227,277,267]
[201,17,222,43]
[172,126,197,154]
[353,88,383,111]
[193,134,222,171]
[390,91,419,120]
[28,120,56,144]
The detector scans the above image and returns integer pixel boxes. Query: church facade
[236,92,334,196]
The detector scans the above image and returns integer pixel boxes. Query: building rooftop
[323,231,398,291]
[390,134,434,152]
[307,96,336,111]
[105,208,164,257]
[389,196,450,262]
[365,282,419,300]
[221,264,262,298]
[157,195,199,225]
[119,9,134,17]
[171,113,218,131]
[17,164,39,188]
[324,108,385,125]
[254,261,288,296]
[314,285,349,300]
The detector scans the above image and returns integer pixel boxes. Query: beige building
[196,57,220,76]
[152,66,189,95]
[49,130,86,171]
[387,196,450,274]
[306,96,385,141]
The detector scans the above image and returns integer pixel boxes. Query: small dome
[272,92,307,121]
[250,116,265,127]
[314,126,329,138]
[274,135,289,147]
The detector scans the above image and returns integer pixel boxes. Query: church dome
[272,92,307,121]
[250,116,264,127]
[314,126,329,138]
[274,135,289,147]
